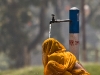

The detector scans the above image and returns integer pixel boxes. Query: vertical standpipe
[69,7,79,59]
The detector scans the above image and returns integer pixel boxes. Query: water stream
[49,24,51,38]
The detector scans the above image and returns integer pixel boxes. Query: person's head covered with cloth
[42,38,90,75]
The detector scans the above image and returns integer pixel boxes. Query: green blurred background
[0,0,100,75]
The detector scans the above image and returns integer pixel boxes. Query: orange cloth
[42,38,90,75]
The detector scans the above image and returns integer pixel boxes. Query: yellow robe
[42,38,90,75]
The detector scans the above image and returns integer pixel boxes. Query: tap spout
[50,14,71,24]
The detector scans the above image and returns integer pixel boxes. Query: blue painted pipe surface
[69,7,79,33]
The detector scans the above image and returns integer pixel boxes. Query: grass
[0,66,43,75]
[0,64,100,75]
[84,63,100,75]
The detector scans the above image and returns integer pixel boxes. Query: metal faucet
[49,14,71,24]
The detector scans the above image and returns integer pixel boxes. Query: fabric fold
[42,38,90,75]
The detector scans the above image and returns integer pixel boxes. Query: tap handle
[52,14,55,17]
[51,14,55,22]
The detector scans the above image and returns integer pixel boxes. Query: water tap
[50,14,56,24]
[49,14,71,24]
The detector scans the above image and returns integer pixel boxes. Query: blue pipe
[69,7,79,33]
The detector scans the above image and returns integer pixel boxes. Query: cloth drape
[42,38,90,75]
